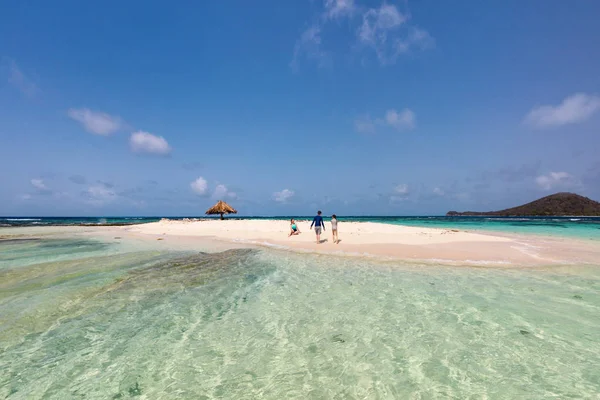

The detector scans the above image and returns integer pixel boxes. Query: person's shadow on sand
[319,239,328,244]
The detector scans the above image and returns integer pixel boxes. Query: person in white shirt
[331,214,339,244]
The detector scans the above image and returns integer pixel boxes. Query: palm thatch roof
[205,200,237,219]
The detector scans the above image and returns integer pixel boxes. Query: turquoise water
[1,234,600,398]
[2,216,600,240]
[373,216,600,240]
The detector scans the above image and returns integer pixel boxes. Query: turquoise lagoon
[1,230,600,399]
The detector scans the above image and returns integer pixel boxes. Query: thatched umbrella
[206,200,237,220]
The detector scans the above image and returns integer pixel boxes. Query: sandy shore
[122,219,600,266]
[129,219,510,245]
[3,220,598,266]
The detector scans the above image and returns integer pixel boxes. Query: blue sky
[1,0,600,216]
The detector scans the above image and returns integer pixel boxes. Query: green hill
[447,192,600,216]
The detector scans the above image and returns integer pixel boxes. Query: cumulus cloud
[273,189,295,203]
[395,28,435,56]
[30,178,52,195]
[291,0,355,69]
[385,109,416,130]
[191,177,209,196]
[213,184,238,200]
[324,0,355,19]
[84,185,117,206]
[359,3,407,43]
[130,131,172,155]
[524,93,600,129]
[433,187,445,196]
[359,4,433,64]
[355,108,416,133]
[4,58,38,97]
[292,1,432,69]
[395,184,409,195]
[535,172,578,190]
[68,108,123,135]
[291,25,330,70]
[390,183,410,202]
[31,179,48,191]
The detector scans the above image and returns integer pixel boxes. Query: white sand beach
[123,219,600,266]
[130,219,509,245]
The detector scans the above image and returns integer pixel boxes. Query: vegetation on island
[447,192,600,217]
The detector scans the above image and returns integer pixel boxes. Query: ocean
[1,220,600,398]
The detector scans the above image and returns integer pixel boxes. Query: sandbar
[124,219,600,266]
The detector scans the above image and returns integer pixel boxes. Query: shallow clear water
[373,216,600,240]
[1,236,600,399]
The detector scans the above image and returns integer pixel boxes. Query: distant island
[447,192,600,217]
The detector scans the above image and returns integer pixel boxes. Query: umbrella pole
[220,213,224,220]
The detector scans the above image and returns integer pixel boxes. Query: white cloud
[355,108,416,133]
[130,131,172,155]
[4,59,38,97]
[85,185,117,206]
[525,93,600,129]
[359,3,407,43]
[29,178,53,195]
[535,172,577,190]
[273,189,295,203]
[292,1,432,69]
[324,0,355,19]
[395,28,435,55]
[213,184,238,200]
[433,187,445,196]
[291,25,329,70]
[20,194,32,200]
[359,4,433,64]
[291,0,355,68]
[395,184,409,195]
[191,177,209,196]
[68,108,123,135]
[390,184,410,202]
[30,179,48,191]
[385,108,415,130]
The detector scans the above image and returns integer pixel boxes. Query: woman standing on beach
[331,214,339,244]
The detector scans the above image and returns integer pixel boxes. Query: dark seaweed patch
[128,382,142,396]
[332,334,346,343]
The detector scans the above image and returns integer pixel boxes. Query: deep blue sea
[2,216,599,240]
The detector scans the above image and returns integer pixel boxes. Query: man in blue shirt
[310,210,325,244]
